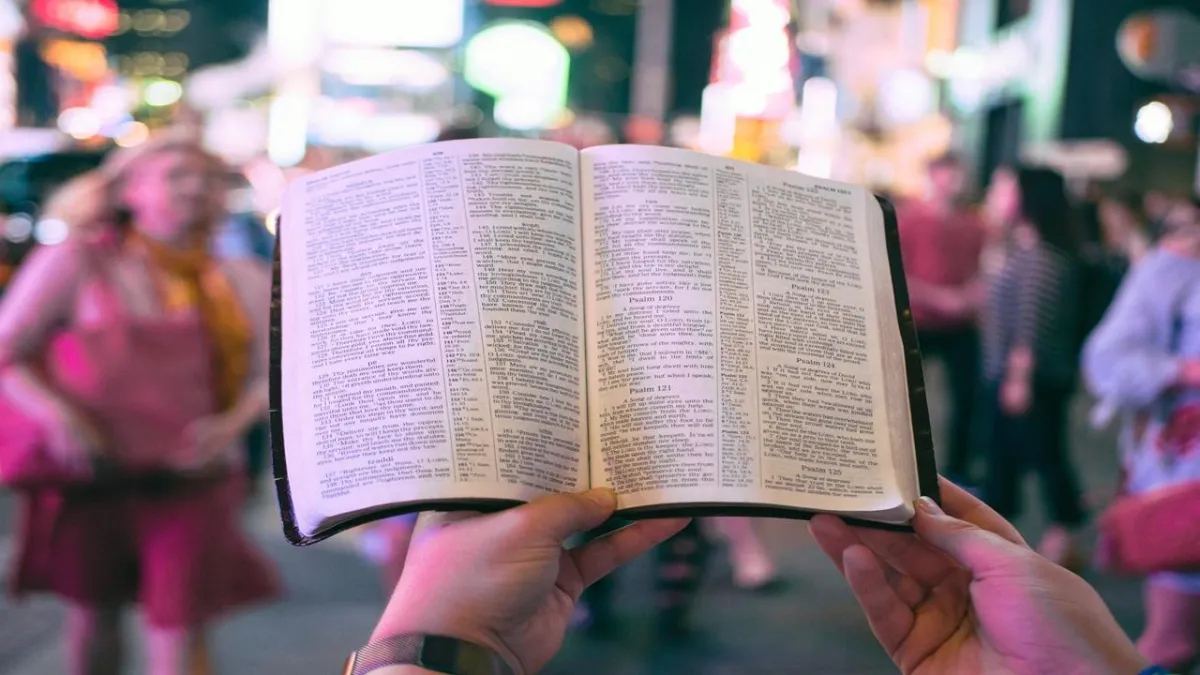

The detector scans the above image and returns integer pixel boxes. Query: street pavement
[0,368,1159,674]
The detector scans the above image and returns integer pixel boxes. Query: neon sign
[32,0,119,40]
[483,0,562,6]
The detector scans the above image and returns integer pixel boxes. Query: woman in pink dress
[0,135,279,675]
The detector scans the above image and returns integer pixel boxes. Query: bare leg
[1137,579,1200,671]
[188,630,214,675]
[146,625,212,675]
[711,518,777,590]
[64,603,123,675]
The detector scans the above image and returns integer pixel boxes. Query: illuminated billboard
[321,0,464,48]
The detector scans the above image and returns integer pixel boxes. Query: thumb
[510,488,618,545]
[912,498,1030,575]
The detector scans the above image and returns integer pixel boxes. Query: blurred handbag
[1097,479,1200,575]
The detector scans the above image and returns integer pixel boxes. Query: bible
[270,139,937,545]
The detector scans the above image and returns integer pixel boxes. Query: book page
[581,145,909,515]
[282,139,588,536]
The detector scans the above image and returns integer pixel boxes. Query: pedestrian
[0,134,279,675]
[1084,198,1200,673]
[896,154,986,486]
[978,165,1087,569]
[708,517,778,590]
[209,171,275,500]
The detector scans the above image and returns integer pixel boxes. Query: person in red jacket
[897,154,987,485]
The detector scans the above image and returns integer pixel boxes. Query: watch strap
[344,634,516,675]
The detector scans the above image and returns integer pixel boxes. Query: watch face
[419,635,461,669]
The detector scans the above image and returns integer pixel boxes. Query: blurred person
[707,517,778,590]
[355,480,1153,675]
[1084,198,1200,672]
[1143,190,1175,240]
[1077,195,1150,368]
[574,518,711,639]
[357,513,420,591]
[897,154,987,485]
[0,240,12,293]
[979,165,1087,569]
[1097,194,1152,265]
[210,172,275,500]
[0,135,279,675]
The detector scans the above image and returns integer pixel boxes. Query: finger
[912,497,1032,575]
[842,545,915,656]
[412,510,482,541]
[936,478,1028,547]
[419,510,481,528]
[570,518,690,589]
[884,565,931,609]
[808,515,861,574]
[507,488,618,545]
[856,529,956,589]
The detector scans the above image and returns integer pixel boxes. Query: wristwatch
[343,634,516,675]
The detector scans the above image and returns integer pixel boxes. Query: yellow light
[163,10,190,32]
[40,39,109,81]
[144,79,183,107]
[264,209,280,236]
[116,121,150,148]
[549,108,576,129]
[550,15,593,50]
[132,9,164,34]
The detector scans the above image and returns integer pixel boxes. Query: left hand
[178,413,243,471]
[809,479,1147,675]
[371,489,689,674]
[999,376,1032,416]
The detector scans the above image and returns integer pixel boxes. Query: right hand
[42,403,101,471]
[1178,359,1200,388]
[809,478,1147,675]
[999,375,1032,416]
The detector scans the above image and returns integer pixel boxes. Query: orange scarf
[129,232,252,412]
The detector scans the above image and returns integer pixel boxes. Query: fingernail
[916,497,943,515]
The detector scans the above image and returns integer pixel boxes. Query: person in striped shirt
[978,165,1087,569]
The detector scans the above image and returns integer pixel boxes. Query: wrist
[1097,646,1150,675]
[372,587,521,675]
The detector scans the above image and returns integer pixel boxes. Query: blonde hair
[49,131,226,239]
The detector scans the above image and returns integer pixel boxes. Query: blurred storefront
[940,0,1198,195]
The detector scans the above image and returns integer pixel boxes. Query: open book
[270,139,936,545]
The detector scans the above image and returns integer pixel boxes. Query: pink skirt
[8,474,281,628]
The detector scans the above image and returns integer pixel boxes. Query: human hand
[917,285,971,320]
[809,478,1147,675]
[371,489,688,674]
[42,402,101,472]
[1178,359,1200,389]
[999,375,1032,416]
[179,413,243,471]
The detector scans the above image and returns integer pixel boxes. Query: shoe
[1037,526,1086,573]
[731,549,779,591]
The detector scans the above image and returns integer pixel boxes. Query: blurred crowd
[0,114,1198,673]
[896,154,1200,672]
